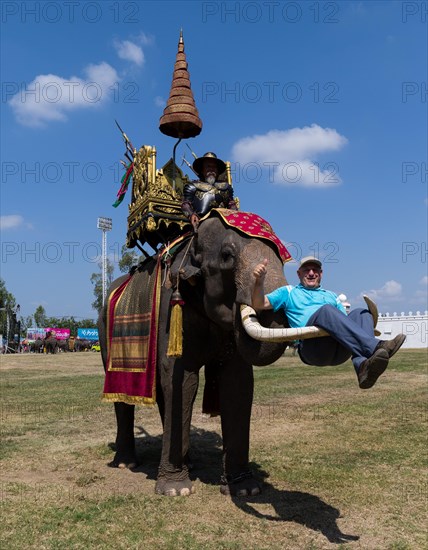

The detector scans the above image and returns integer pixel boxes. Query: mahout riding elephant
[99,211,289,497]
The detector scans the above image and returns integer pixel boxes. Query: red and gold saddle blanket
[202,209,292,264]
[102,259,161,405]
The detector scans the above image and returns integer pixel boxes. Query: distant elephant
[99,210,289,497]
[31,338,44,353]
[56,340,68,352]
[74,339,92,352]
[44,334,57,354]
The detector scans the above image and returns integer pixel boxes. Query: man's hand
[253,258,268,281]
[252,259,272,311]
[190,213,200,232]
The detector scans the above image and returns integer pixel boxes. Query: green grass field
[1,349,426,549]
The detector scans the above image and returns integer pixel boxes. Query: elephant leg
[202,361,220,416]
[110,402,137,469]
[155,360,198,496]
[218,356,261,497]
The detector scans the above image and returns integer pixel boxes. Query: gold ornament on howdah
[159,30,203,139]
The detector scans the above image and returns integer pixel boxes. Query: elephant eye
[221,249,232,261]
[220,244,236,269]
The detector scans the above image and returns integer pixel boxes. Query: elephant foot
[114,461,137,469]
[220,471,261,497]
[108,459,138,469]
[155,478,195,497]
[108,451,138,470]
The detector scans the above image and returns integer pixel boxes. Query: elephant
[74,339,92,352]
[44,334,58,354]
[56,339,68,352]
[99,211,290,497]
[31,338,44,353]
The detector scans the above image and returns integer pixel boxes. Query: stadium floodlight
[97,217,113,306]
[97,217,113,231]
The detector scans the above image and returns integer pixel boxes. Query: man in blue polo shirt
[252,256,406,389]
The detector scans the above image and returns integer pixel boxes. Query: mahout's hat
[192,152,226,178]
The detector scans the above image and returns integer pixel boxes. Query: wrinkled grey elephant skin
[99,216,288,497]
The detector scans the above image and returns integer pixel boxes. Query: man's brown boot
[358,348,389,389]
[376,334,406,359]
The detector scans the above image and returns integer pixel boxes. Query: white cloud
[232,125,348,187]
[420,276,428,286]
[0,215,24,230]
[9,62,119,127]
[114,40,144,66]
[362,280,403,302]
[136,32,154,45]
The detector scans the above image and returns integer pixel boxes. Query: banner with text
[78,328,99,341]
[26,328,70,340]
[26,328,45,341]
[46,328,70,340]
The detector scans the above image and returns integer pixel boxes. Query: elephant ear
[174,237,201,281]
[190,233,202,267]
[179,264,201,281]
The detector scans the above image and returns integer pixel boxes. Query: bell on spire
[159,30,203,139]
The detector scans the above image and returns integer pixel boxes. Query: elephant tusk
[240,305,329,342]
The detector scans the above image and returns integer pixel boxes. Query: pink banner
[46,328,70,340]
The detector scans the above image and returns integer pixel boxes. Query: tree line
[89,245,141,311]
[1,245,142,339]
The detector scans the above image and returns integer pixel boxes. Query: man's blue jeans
[298,305,379,370]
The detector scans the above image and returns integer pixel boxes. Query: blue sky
[1,0,427,321]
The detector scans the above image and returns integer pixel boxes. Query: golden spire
[159,30,203,139]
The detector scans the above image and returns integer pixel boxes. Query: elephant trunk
[233,241,290,365]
